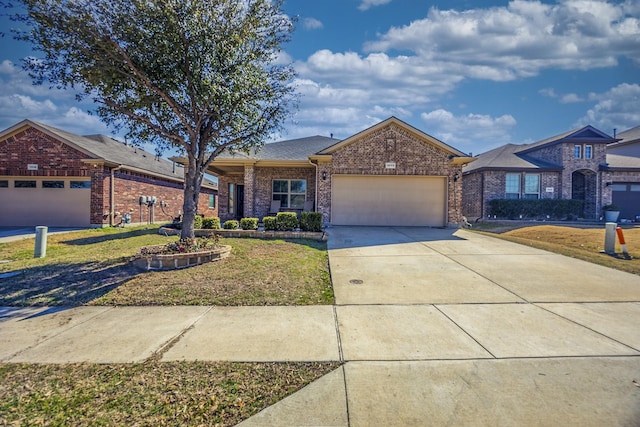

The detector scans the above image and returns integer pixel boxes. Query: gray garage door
[331,175,447,226]
[612,183,640,222]
[0,178,91,227]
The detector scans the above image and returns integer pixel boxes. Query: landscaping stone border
[133,245,231,271]
[159,226,328,241]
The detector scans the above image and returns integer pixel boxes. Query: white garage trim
[0,177,91,227]
[331,175,447,226]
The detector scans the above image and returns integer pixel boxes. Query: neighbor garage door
[0,178,91,227]
[612,182,640,222]
[331,175,447,226]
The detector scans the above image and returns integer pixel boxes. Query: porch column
[244,164,255,218]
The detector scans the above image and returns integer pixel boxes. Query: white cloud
[539,88,558,98]
[560,93,584,103]
[420,109,517,152]
[302,17,323,30]
[363,1,640,80]
[576,83,640,132]
[358,0,392,12]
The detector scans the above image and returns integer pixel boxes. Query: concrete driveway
[241,226,640,426]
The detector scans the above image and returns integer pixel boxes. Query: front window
[524,174,540,199]
[574,145,582,159]
[272,179,306,209]
[584,145,592,159]
[505,174,520,199]
[209,194,216,208]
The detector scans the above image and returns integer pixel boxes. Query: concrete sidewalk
[2,226,640,425]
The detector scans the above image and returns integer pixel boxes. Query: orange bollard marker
[616,227,631,259]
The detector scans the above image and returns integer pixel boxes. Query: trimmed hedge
[193,215,203,230]
[488,199,584,220]
[202,217,221,229]
[263,216,277,231]
[300,212,323,232]
[240,217,259,230]
[223,220,239,230]
[276,212,299,231]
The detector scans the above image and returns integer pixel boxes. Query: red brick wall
[1,125,217,226]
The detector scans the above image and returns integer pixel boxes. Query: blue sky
[1,0,639,157]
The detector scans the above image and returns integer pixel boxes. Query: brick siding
[1,126,217,226]
[326,123,463,225]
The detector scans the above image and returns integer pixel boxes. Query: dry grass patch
[472,223,640,276]
[0,361,341,426]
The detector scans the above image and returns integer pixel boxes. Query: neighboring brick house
[606,126,640,221]
[0,119,217,227]
[204,117,474,227]
[462,125,623,220]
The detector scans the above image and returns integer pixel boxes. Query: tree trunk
[180,161,201,240]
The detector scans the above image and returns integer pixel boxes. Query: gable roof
[1,119,217,190]
[317,116,473,164]
[610,125,640,147]
[464,125,615,174]
[516,125,616,155]
[463,144,562,173]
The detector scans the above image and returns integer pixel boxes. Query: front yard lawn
[0,225,333,306]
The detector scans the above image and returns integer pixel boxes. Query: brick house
[0,119,217,227]
[204,117,474,227]
[461,125,624,220]
[606,126,640,221]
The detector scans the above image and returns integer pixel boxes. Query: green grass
[0,225,334,306]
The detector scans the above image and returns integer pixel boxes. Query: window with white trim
[574,145,582,159]
[584,145,592,159]
[505,174,520,199]
[524,174,540,199]
[272,179,306,209]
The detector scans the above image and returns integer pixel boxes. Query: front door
[237,185,244,219]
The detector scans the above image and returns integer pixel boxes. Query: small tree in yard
[10,0,297,239]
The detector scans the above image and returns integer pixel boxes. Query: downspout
[308,159,318,212]
[110,166,122,226]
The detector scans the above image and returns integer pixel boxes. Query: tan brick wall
[325,123,462,225]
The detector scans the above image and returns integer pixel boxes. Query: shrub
[488,199,584,220]
[223,220,239,230]
[276,212,299,231]
[263,216,277,231]
[202,217,221,229]
[193,215,203,230]
[240,217,259,230]
[300,212,323,232]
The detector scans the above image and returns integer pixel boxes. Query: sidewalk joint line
[433,304,497,359]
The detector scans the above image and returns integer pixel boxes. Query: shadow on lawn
[0,260,139,307]
[61,227,159,246]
